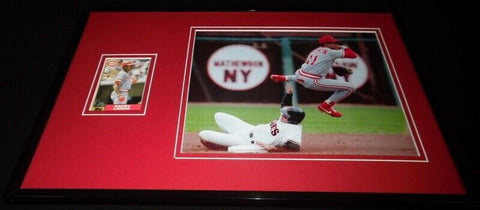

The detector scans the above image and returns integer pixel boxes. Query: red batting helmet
[319,35,340,45]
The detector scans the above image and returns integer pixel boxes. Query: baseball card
[10,12,466,204]
[83,54,157,115]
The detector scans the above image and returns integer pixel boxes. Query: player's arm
[131,76,138,84]
[283,140,300,151]
[257,140,300,152]
[113,72,126,93]
[342,48,357,58]
[330,47,357,59]
[112,81,120,93]
[280,84,293,108]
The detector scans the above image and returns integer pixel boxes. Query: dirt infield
[182,132,417,156]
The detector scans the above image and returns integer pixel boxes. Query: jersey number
[305,54,318,65]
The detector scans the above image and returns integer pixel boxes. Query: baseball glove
[331,66,353,76]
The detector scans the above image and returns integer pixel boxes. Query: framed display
[7,11,468,206]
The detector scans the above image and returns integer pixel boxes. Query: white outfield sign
[207,44,270,91]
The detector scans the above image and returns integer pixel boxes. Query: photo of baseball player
[111,61,138,104]
[198,84,305,153]
[180,30,417,158]
[270,35,358,117]
[87,57,151,112]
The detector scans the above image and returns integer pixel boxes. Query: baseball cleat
[270,74,287,82]
[317,102,342,117]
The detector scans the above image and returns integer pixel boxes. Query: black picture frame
[3,3,478,209]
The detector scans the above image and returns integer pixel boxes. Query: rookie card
[82,54,157,115]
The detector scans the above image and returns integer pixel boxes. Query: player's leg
[270,69,300,83]
[317,79,355,102]
[119,91,130,104]
[110,91,121,104]
[312,79,355,117]
[199,130,251,147]
[112,91,128,104]
[214,112,255,134]
[270,74,297,82]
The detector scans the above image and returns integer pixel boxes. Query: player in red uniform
[271,35,358,117]
[111,61,138,104]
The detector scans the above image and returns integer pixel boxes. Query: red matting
[19,12,464,194]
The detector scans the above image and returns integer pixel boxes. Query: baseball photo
[178,29,420,160]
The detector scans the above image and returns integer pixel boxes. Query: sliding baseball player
[199,84,305,153]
